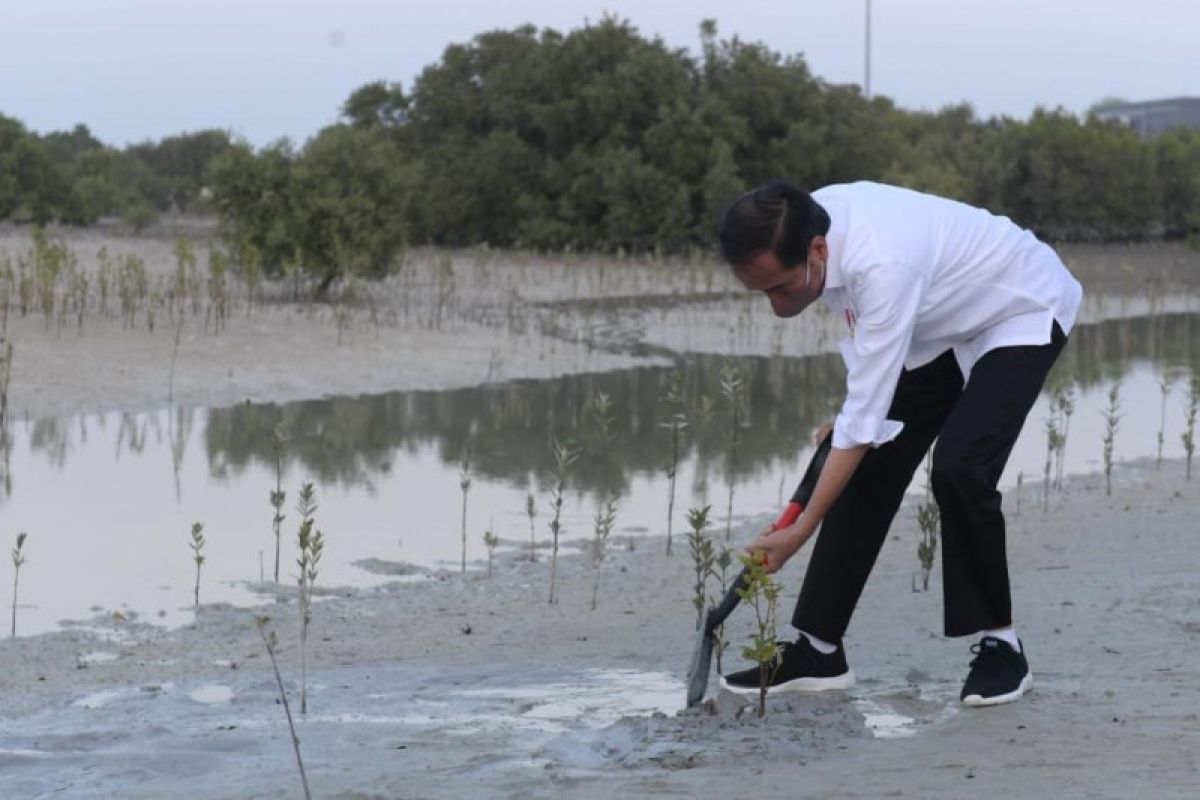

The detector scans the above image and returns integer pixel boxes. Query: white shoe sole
[962,673,1033,707]
[720,670,856,695]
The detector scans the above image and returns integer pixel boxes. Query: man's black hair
[717,179,831,269]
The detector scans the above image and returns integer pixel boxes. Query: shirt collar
[819,194,847,291]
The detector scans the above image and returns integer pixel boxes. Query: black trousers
[793,324,1067,640]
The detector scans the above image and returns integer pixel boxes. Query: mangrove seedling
[915,499,940,592]
[11,531,27,638]
[547,438,579,605]
[590,494,618,611]
[1042,416,1062,512]
[1101,382,1122,497]
[270,424,288,583]
[525,492,537,562]
[735,552,781,720]
[295,482,323,714]
[255,616,312,800]
[686,505,715,631]
[1183,372,1199,481]
[914,454,939,591]
[719,363,745,542]
[1052,383,1075,491]
[659,370,687,557]
[1157,372,1177,471]
[188,523,205,609]
[483,519,499,577]
[459,449,471,574]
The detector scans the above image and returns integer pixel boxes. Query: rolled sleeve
[832,263,925,450]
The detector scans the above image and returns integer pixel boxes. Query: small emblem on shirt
[844,308,857,338]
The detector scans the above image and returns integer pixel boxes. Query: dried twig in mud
[719,363,744,542]
[255,616,313,800]
[295,483,324,715]
[1102,383,1122,497]
[459,449,471,574]
[547,438,578,605]
[188,523,205,609]
[1183,372,1199,481]
[525,493,537,562]
[590,494,618,611]
[686,505,715,631]
[736,552,781,720]
[659,370,687,557]
[270,424,288,583]
[11,532,27,638]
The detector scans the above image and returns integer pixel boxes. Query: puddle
[2,307,1199,635]
[189,684,234,704]
[72,690,130,709]
[855,699,918,738]
[460,669,682,731]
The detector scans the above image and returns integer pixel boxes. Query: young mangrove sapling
[459,449,471,574]
[547,438,579,605]
[686,505,715,631]
[590,494,618,611]
[11,531,27,638]
[1183,372,1198,480]
[1102,382,1122,497]
[188,522,205,609]
[658,370,687,557]
[295,483,323,715]
[736,552,781,720]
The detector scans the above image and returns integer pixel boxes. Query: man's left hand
[743,525,804,574]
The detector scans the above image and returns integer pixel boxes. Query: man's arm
[745,443,868,572]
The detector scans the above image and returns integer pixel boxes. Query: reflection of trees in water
[203,353,847,495]
[1050,312,1200,390]
[200,312,1200,497]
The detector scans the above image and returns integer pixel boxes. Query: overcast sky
[1,0,1196,147]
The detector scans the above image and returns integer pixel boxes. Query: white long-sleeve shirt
[812,182,1083,451]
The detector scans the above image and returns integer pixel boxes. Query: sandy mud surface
[0,226,1198,798]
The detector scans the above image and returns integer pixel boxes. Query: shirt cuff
[832,413,905,449]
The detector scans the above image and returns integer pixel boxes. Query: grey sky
[1,0,1196,147]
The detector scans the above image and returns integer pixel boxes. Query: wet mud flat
[1,459,1198,798]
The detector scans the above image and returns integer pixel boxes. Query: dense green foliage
[5,17,1200,278]
[0,115,230,227]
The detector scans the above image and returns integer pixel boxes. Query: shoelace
[968,641,1016,675]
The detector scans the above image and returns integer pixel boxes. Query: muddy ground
[0,225,1197,798]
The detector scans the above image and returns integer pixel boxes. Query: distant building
[1093,97,1200,138]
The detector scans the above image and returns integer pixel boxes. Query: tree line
[0,116,230,228]
[4,18,1200,283]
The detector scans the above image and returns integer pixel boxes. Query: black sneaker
[960,636,1032,707]
[720,636,855,694]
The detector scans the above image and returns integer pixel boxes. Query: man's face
[732,239,826,318]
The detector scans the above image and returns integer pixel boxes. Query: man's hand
[743,523,804,574]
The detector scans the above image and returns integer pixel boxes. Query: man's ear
[809,236,828,264]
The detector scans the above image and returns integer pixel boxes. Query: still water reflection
[2,311,1198,635]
